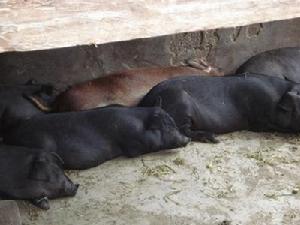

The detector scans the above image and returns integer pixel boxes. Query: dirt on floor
[18,131,300,225]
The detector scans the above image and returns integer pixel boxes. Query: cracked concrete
[18,131,300,225]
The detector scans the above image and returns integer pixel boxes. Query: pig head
[0,146,78,210]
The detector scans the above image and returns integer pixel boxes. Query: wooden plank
[0,0,300,53]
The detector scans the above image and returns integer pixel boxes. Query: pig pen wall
[0,18,300,89]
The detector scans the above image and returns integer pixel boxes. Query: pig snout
[168,130,191,149]
[182,136,191,145]
[65,182,79,197]
[176,135,191,147]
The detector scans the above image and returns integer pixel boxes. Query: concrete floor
[18,131,300,225]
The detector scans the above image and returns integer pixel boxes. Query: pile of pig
[1,47,300,210]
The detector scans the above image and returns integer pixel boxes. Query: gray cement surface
[0,201,21,225]
[18,131,300,225]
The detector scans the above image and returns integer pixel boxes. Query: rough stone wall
[0,18,299,89]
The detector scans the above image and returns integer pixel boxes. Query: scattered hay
[173,157,185,166]
[142,164,175,177]
[245,145,300,166]
[264,193,278,199]
[246,150,274,166]
[206,155,223,172]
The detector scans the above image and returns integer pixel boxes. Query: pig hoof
[32,197,50,210]
[204,137,219,143]
[205,133,220,144]
[210,137,220,143]
[194,135,219,143]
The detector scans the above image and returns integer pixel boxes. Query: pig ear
[278,91,300,112]
[28,159,50,182]
[154,96,162,107]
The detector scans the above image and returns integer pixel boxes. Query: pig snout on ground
[170,135,190,149]
[0,146,78,210]
[139,87,220,143]
[144,107,191,151]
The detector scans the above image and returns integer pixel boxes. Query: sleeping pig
[236,47,300,82]
[3,106,190,170]
[0,80,52,136]
[0,144,79,210]
[139,73,300,142]
[27,63,223,112]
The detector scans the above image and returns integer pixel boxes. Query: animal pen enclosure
[1,1,300,225]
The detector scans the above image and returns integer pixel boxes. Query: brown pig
[28,62,223,112]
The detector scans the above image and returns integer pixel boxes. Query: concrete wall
[2,0,300,53]
[0,18,299,89]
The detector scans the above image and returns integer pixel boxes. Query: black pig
[0,81,53,135]
[236,47,300,82]
[4,106,190,170]
[139,73,300,141]
[0,145,78,210]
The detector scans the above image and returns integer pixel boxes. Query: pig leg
[180,120,219,143]
[23,91,55,112]
[183,127,219,143]
[190,130,219,143]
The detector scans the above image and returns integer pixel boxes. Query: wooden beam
[0,0,300,53]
